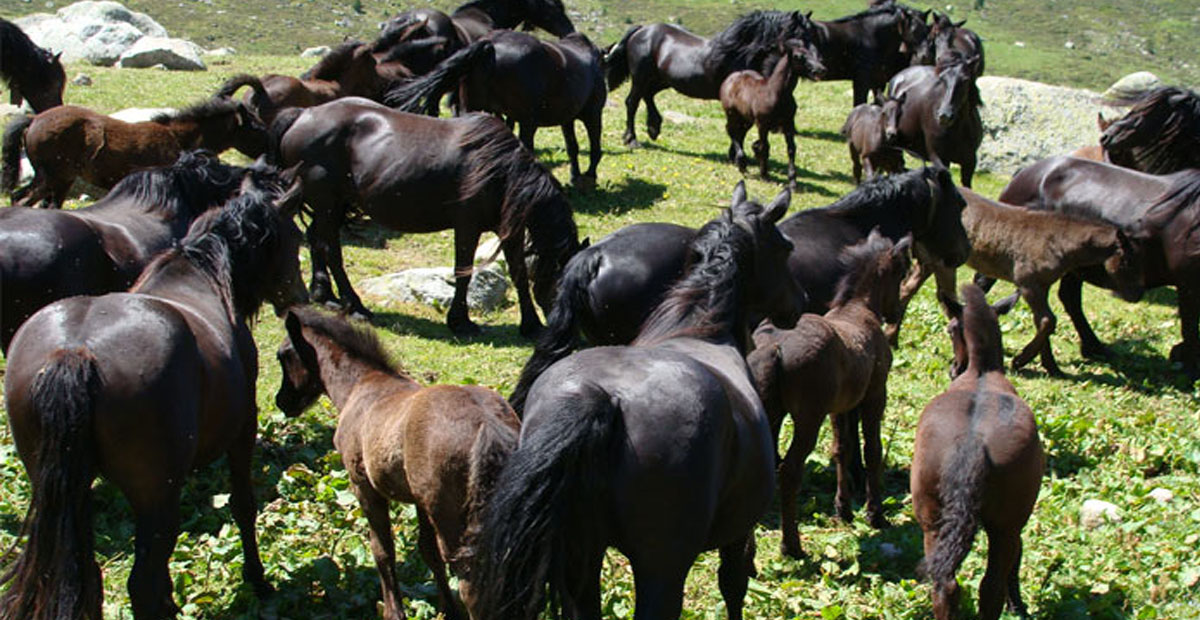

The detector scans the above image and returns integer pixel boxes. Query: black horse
[926,13,985,76]
[809,4,932,105]
[371,0,575,73]
[605,10,822,146]
[469,182,803,619]
[509,166,969,413]
[0,151,257,352]
[0,18,66,112]
[887,52,983,187]
[1101,86,1200,174]
[386,31,607,187]
[271,97,580,337]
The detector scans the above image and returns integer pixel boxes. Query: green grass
[0,9,1199,618]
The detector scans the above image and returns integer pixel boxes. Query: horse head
[899,8,934,65]
[1105,228,1147,303]
[784,38,825,81]
[28,50,66,111]
[275,309,324,417]
[934,52,978,127]
[917,166,971,268]
[881,91,906,143]
[231,101,270,159]
[729,181,805,330]
[877,233,914,325]
[521,0,575,37]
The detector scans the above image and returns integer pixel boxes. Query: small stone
[301,45,330,58]
[1080,499,1121,528]
[205,47,236,57]
[1014,41,1026,47]
[71,73,92,86]
[1148,488,1174,503]
[1064,41,1075,50]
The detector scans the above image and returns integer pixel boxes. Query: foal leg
[860,388,890,529]
[354,483,404,619]
[718,533,756,620]
[754,125,771,180]
[417,509,463,620]
[1170,286,1200,374]
[1058,273,1110,359]
[1012,285,1062,376]
[448,227,483,336]
[784,125,798,191]
[778,408,824,558]
[1005,538,1030,617]
[849,144,863,184]
[830,410,858,523]
[726,116,750,172]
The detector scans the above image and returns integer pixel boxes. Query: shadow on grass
[334,216,406,249]
[373,310,529,349]
[796,128,845,143]
[633,142,851,195]
[1035,582,1132,620]
[568,176,668,215]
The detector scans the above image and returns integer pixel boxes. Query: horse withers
[0,169,307,618]
[275,306,519,620]
[912,284,1043,620]
[720,39,826,189]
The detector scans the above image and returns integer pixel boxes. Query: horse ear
[731,180,748,207]
[921,9,931,22]
[54,51,63,62]
[580,236,592,250]
[1097,113,1113,132]
[893,233,914,257]
[764,188,791,222]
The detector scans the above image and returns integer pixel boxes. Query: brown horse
[2,98,267,209]
[218,41,392,124]
[719,39,825,189]
[899,187,1145,376]
[0,18,66,112]
[271,97,580,336]
[0,171,307,619]
[748,231,911,559]
[887,52,983,187]
[912,284,1043,620]
[1069,113,1114,162]
[841,93,907,183]
[926,13,984,77]
[274,306,519,620]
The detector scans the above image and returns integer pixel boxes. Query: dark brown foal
[912,284,1044,620]
[274,306,519,620]
[748,231,911,558]
[841,94,907,183]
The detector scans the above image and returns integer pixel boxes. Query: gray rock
[975,76,1117,176]
[109,107,176,123]
[358,266,510,313]
[1080,499,1121,528]
[56,1,167,37]
[1148,488,1174,503]
[1102,71,1163,103]
[15,1,173,66]
[205,46,236,57]
[301,45,331,58]
[117,37,206,71]
[71,72,93,86]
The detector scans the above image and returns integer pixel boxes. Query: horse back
[634,23,717,98]
[1000,156,1169,229]
[779,212,875,311]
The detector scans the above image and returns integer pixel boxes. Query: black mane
[827,4,899,24]
[289,305,402,375]
[831,232,894,308]
[707,10,815,76]
[1102,86,1200,175]
[90,150,244,220]
[152,97,240,125]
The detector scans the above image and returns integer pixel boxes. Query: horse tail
[456,410,520,566]
[508,248,600,415]
[384,39,493,114]
[267,107,305,166]
[604,26,640,90]
[925,425,988,589]
[215,74,273,118]
[1,113,32,197]
[470,391,619,618]
[0,348,102,620]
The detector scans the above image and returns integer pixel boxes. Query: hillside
[3,0,1199,90]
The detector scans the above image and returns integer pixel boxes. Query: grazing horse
[272,97,580,336]
[0,171,307,619]
[720,39,826,189]
[0,19,65,112]
[470,182,803,619]
[887,52,983,187]
[748,231,911,559]
[841,93,907,183]
[274,306,519,620]
[997,155,1200,372]
[605,10,822,146]
[372,0,575,71]
[217,41,392,124]
[1101,86,1200,174]
[906,188,1144,377]
[0,151,255,352]
[1,98,267,209]
[912,284,1043,620]
[809,4,931,105]
[386,31,607,187]
[508,167,967,413]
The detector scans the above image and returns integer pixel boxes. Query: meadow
[1,2,1200,618]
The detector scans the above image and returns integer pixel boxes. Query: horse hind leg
[644,93,664,141]
[1058,273,1109,359]
[725,115,750,172]
[128,493,183,619]
[228,424,271,598]
[581,101,603,185]
[778,407,824,558]
[561,121,584,186]
[448,227,483,336]
[753,125,771,180]
[784,125,798,191]
[977,529,1022,620]
[718,534,756,620]
[1012,285,1062,376]
[355,483,406,619]
[623,85,642,147]
[629,558,691,620]
[417,509,465,620]
[501,232,541,338]
[1005,538,1030,617]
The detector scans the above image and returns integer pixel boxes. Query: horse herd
[0,0,1198,618]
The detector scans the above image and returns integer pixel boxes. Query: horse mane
[820,168,929,220]
[707,10,813,75]
[633,212,752,346]
[0,19,62,92]
[152,97,239,125]
[288,305,407,376]
[960,283,1004,373]
[827,4,898,23]
[1102,86,1200,174]
[1143,168,1200,232]
[936,52,983,107]
[300,40,367,80]
[132,176,285,320]
[92,150,242,220]
[831,232,894,308]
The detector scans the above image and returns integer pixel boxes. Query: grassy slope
[0,2,1198,619]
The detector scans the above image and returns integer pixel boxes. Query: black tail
[1,113,32,196]
[508,248,601,415]
[456,411,520,568]
[384,40,493,114]
[926,427,987,588]
[604,26,640,91]
[267,107,305,166]
[469,392,618,619]
[0,349,102,620]
[215,74,273,118]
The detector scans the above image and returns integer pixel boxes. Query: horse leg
[717,533,756,620]
[784,125,798,191]
[1012,285,1061,376]
[228,424,271,598]
[448,227,483,335]
[726,116,750,172]
[778,409,824,558]
[581,99,603,183]
[754,125,771,180]
[561,121,584,186]
[501,233,542,338]
[830,409,858,523]
[860,388,890,529]
[1005,538,1030,617]
[1170,286,1200,374]
[561,544,604,620]
[1058,273,1110,359]
[978,528,1022,620]
[886,251,935,346]
[623,85,642,147]
[644,93,664,141]
[849,144,863,184]
[325,231,373,321]
[128,494,182,619]
[852,80,869,106]
[417,509,464,620]
[352,482,404,619]
[305,218,338,306]
[629,559,691,620]
[518,123,537,152]
[960,155,977,189]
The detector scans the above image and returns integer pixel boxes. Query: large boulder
[56,1,168,38]
[117,37,206,71]
[1102,71,1163,103]
[14,1,191,68]
[109,107,177,123]
[358,266,510,314]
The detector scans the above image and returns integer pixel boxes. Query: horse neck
[131,256,237,325]
[305,329,419,411]
[163,118,218,151]
[767,54,800,94]
[832,263,889,321]
[456,0,511,28]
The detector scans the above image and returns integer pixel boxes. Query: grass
[1,4,1199,618]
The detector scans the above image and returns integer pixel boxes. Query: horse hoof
[868,512,890,530]
[780,540,808,560]
[251,579,276,600]
[835,502,854,523]
[449,319,482,337]
[1080,343,1112,360]
[624,137,641,149]
[348,305,375,322]
[571,174,597,192]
